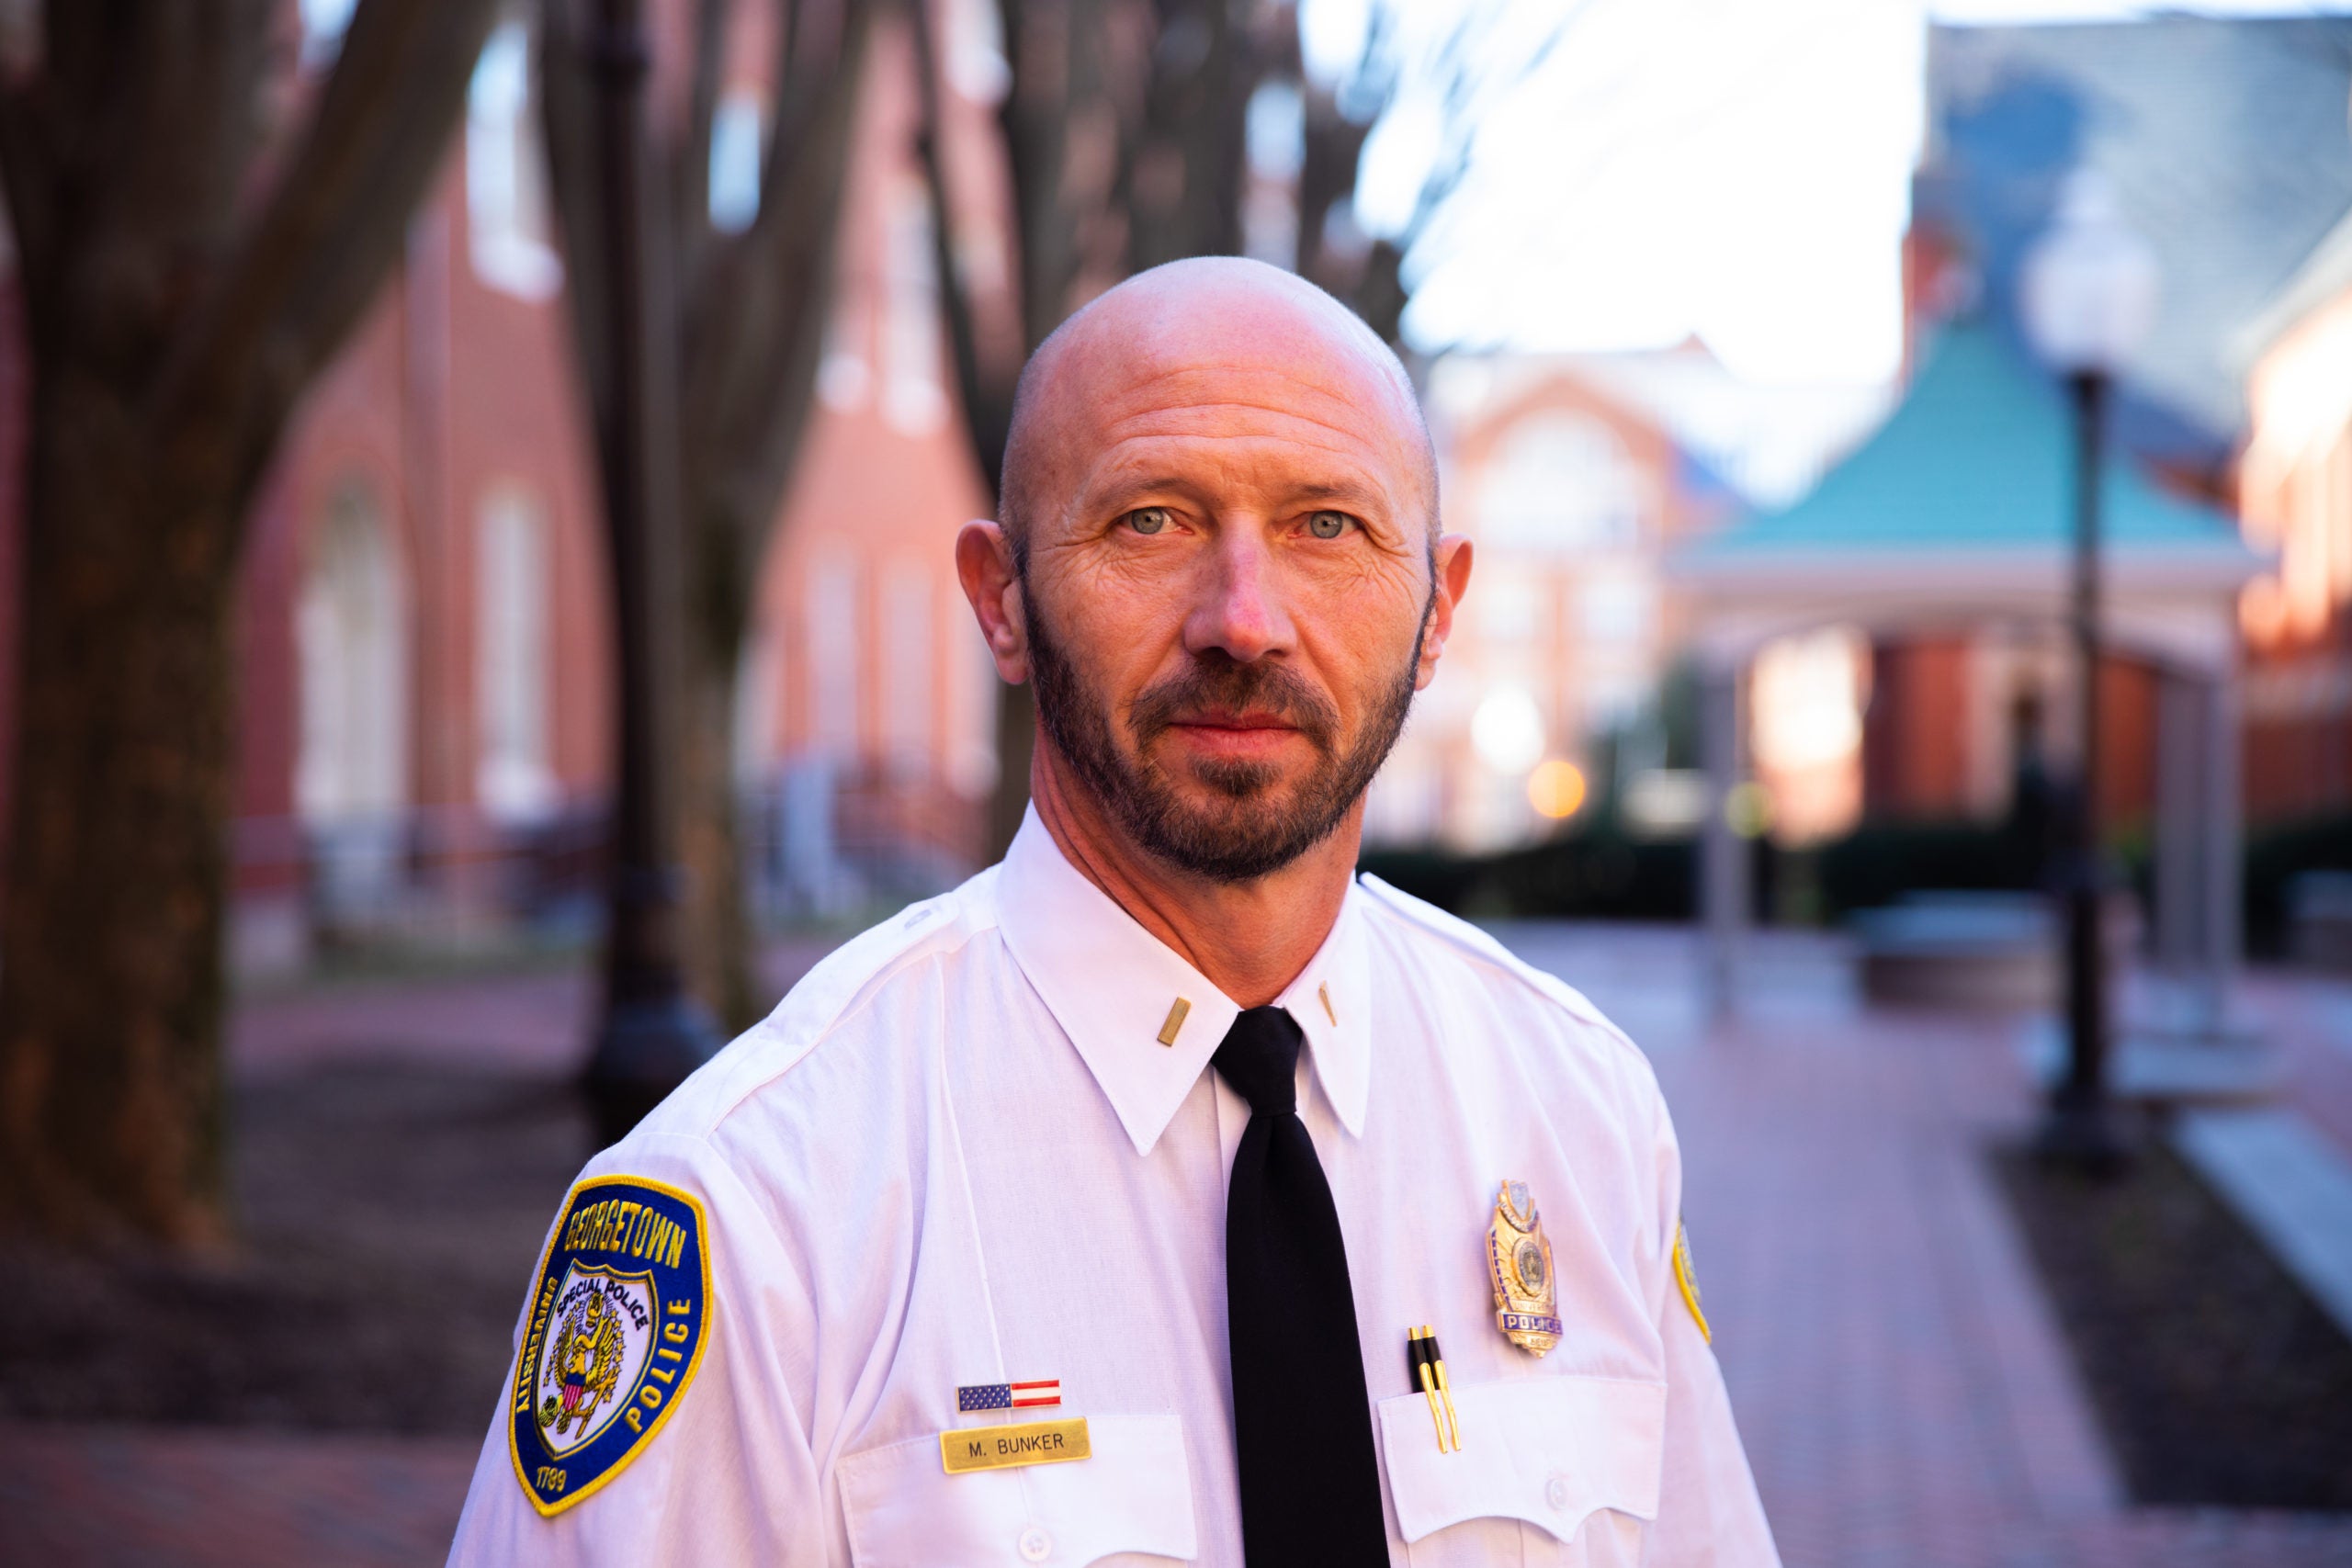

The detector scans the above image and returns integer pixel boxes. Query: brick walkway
[223,936,842,1078]
[0,1425,478,1568]
[1493,922,2352,1567]
[6,924,2351,1565]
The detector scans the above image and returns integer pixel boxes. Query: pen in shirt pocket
[1406,1325,1461,1452]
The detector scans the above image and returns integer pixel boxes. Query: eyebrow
[1283,481,1385,511]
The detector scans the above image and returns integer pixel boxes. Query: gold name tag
[939,1417,1091,1474]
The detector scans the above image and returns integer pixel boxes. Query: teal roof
[1682,324,2249,564]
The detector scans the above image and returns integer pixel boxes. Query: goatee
[1024,588,1426,883]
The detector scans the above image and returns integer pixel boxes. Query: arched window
[476,484,556,824]
[468,20,562,299]
[1476,412,1645,556]
[881,180,948,435]
[297,479,411,828]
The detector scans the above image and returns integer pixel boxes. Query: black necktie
[1213,1006,1389,1564]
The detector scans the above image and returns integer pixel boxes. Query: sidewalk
[6,923,2350,1565]
[0,1425,478,1568]
[1494,923,2352,1566]
[224,935,842,1078]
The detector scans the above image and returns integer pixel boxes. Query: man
[448,258,1778,1564]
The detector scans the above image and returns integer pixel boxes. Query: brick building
[2238,210,2352,823]
[0,5,1006,974]
[1860,15,2352,837]
[1408,344,1892,852]
[1381,355,1711,851]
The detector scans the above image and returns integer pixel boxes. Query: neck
[1026,739,1361,1010]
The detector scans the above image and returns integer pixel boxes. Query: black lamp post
[581,0,718,1147]
[2019,170,2158,1169]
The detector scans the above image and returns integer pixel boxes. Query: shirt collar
[994,807,1372,1156]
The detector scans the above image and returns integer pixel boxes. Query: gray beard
[1023,581,1427,884]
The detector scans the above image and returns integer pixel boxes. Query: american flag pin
[956,1378,1062,1414]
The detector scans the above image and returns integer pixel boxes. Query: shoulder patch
[507,1176,712,1516]
[1673,1218,1712,1344]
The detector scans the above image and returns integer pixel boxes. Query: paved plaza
[6,922,2352,1565]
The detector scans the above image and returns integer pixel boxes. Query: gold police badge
[1487,1179,1563,1356]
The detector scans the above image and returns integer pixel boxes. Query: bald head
[999,258,1438,560]
[955,256,1475,887]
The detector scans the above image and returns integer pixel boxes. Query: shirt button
[1544,1473,1572,1511]
[1018,1527,1052,1562]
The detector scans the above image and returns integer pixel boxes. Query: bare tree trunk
[678,620,762,1032]
[0,377,241,1241]
[1126,0,1252,271]
[544,0,867,1032]
[0,0,500,1245]
[919,0,1263,861]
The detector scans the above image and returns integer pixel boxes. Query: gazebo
[1668,323,2263,1019]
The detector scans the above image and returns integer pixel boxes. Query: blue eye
[1308,510,1350,539]
[1126,507,1171,536]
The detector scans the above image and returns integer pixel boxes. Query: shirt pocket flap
[1377,1374,1666,1545]
[838,1413,1196,1567]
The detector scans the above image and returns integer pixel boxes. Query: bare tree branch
[677,0,870,657]
[151,0,504,506]
[676,0,736,268]
[0,0,517,1244]
[1125,0,1254,269]
[542,0,620,440]
[933,0,1262,857]
[538,0,872,1027]
[910,0,1011,490]
[1306,0,1590,345]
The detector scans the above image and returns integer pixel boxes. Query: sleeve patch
[1673,1219,1712,1345]
[506,1176,713,1516]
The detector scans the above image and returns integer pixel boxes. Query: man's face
[1001,288,1458,882]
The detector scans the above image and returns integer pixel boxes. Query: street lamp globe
[2019,168,2160,375]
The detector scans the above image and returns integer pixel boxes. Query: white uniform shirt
[448,812,1779,1566]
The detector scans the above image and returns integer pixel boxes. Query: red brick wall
[2246,674,2352,822]
[6,12,1016,916]
[1861,637,2157,829]
[2097,656,2156,830]
[439,178,608,808]
[1862,638,1973,818]
[753,17,1001,865]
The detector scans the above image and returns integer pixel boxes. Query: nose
[1183,523,1294,664]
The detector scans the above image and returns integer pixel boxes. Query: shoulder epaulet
[640,877,996,1138]
[1354,873,1640,1056]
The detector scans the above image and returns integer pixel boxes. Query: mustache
[1125,653,1340,752]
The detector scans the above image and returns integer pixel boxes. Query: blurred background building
[1367,9,2352,931]
[0,0,1011,976]
[12,6,2352,1555]
[0,2,2349,976]
[1896,13,2352,835]
[2241,193,2352,820]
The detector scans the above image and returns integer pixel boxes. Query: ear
[956,521,1030,684]
[1414,534,1473,693]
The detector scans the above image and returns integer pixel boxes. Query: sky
[1306,0,2352,389]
